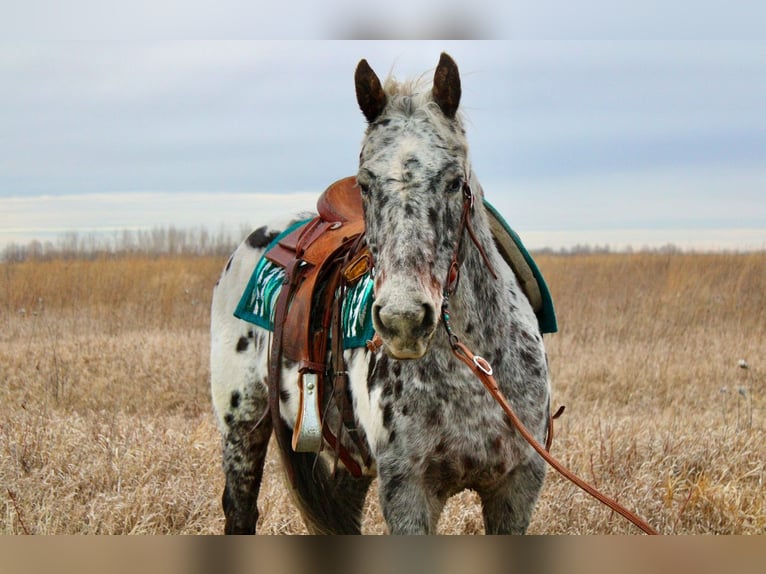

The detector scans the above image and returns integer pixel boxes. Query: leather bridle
[439,179,659,535]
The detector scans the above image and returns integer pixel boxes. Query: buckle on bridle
[463,181,474,210]
[473,355,493,376]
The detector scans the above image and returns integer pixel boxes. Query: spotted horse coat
[210,53,552,534]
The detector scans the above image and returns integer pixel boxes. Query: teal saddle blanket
[234,202,557,349]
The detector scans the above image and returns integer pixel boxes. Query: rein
[441,181,659,536]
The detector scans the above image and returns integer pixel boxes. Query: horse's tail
[282,446,372,535]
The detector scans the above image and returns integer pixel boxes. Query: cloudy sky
[1,38,765,250]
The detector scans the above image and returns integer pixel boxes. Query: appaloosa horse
[210,53,552,534]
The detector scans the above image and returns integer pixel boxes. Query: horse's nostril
[373,303,384,329]
[420,303,436,333]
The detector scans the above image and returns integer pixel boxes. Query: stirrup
[292,372,323,452]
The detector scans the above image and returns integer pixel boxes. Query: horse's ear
[432,52,461,119]
[355,59,387,123]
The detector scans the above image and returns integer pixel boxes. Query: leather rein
[440,180,659,535]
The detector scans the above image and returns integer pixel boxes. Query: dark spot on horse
[465,322,475,335]
[401,404,410,416]
[224,413,234,426]
[381,380,393,398]
[389,430,397,443]
[246,226,279,249]
[404,202,415,217]
[490,435,504,453]
[426,407,442,427]
[233,454,242,464]
[394,379,403,399]
[428,207,439,228]
[435,384,450,402]
[225,255,234,272]
[520,329,535,343]
[462,454,477,472]
[382,403,393,429]
[370,355,388,392]
[494,462,508,475]
[236,336,249,352]
[247,329,254,339]
[434,440,446,454]
[520,348,537,368]
[404,157,421,172]
[384,472,406,502]
[425,459,456,489]
[520,347,544,377]
[230,391,241,409]
[417,363,434,381]
[279,389,291,403]
[391,362,402,377]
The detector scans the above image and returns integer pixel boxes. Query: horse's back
[209,217,302,430]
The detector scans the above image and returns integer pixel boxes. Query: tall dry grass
[1,252,764,534]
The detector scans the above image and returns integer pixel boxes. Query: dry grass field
[1,251,764,534]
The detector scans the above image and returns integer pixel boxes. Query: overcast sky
[1,39,765,250]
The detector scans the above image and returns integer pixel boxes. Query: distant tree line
[533,243,684,256]
[1,225,251,262]
[2,226,696,263]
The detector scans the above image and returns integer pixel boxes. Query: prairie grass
[1,252,764,534]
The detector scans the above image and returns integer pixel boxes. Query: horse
[209,53,552,534]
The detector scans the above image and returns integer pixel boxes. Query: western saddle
[265,177,372,482]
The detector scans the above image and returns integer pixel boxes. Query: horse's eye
[358,182,371,196]
[447,178,463,194]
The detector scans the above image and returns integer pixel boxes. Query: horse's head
[354,53,472,360]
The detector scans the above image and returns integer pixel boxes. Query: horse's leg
[378,469,444,534]
[221,408,272,534]
[285,450,373,534]
[479,455,546,534]
[211,304,272,533]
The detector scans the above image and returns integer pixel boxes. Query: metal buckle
[463,181,474,210]
[473,355,493,376]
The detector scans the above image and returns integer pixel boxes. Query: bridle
[438,178,659,535]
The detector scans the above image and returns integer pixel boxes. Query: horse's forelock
[378,75,466,132]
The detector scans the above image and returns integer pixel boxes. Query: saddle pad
[484,201,557,334]
[233,201,557,346]
[234,219,376,349]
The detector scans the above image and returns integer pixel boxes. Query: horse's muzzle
[372,297,437,359]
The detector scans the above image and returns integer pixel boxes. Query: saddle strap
[448,340,659,535]
[268,258,305,486]
[329,236,373,472]
[268,222,371,486]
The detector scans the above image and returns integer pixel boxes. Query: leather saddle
[266,176,372,482]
